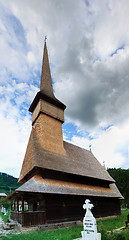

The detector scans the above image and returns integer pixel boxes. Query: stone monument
[74,199,101,240]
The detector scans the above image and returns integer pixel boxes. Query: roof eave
[29,91,66,113]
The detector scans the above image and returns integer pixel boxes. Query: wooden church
[6,41,123,227]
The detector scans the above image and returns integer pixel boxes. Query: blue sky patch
[110,45,125,57]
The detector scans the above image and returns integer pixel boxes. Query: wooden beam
[14,200,16,211]
[17,200,19,212]
[21,197,24,212]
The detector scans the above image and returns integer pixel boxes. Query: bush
[0,199,11,210]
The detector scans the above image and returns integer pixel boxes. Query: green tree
[0,198,11,210]
[108,168,129,206]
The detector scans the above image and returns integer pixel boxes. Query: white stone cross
[73,199,101,240]
[82,199,101,240]
[83,199,94,217]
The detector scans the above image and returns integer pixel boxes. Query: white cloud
[88,0,129,59]
[71,118,129,169]
[0,81,37,177]
[0,111,31,177]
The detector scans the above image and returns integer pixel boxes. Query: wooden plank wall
[45,194,121,223]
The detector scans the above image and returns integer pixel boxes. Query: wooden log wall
[45,194,121,223]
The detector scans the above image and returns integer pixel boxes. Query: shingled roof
[6,174,123,200]
[18,129,115,183]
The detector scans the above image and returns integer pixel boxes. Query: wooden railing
[11,211,46,226]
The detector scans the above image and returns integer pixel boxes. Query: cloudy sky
[0,0,129,178]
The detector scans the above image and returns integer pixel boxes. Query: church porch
[10,192,46,227]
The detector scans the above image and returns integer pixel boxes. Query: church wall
[44,194,121,224]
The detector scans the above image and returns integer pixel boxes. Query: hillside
[108,168,129,206]
[0,172,22,195]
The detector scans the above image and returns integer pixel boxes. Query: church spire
[40,39,54,97]
[29,39,66,124]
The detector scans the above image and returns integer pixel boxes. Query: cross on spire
[44,35,47,43]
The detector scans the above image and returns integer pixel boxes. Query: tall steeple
[40,41,54,97]
[29,40,66,125]
[28,40,66,156]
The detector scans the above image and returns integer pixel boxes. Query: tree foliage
[108,168,129,206]
[0,198,11,210]
[0,172,21,195]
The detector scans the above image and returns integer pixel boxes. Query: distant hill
[0,172,22,195]
[108,168,129,207]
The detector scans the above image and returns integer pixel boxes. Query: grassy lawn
[0,210,129,240]
[97,210,128,232]
[0,212,9,223]
[1,226,83,240]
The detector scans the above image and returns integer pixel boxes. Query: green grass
[0,211,9,223]
[0,226,83,240]
[97,210,128,232]
[104,229,129,240]
[1,227,129,240]
[0,210,129,239]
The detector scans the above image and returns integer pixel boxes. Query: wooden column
[14,200,16,211]
[17,200,19,212]
[21,197,24,212]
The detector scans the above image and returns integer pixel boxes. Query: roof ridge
[63,140,91,152]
